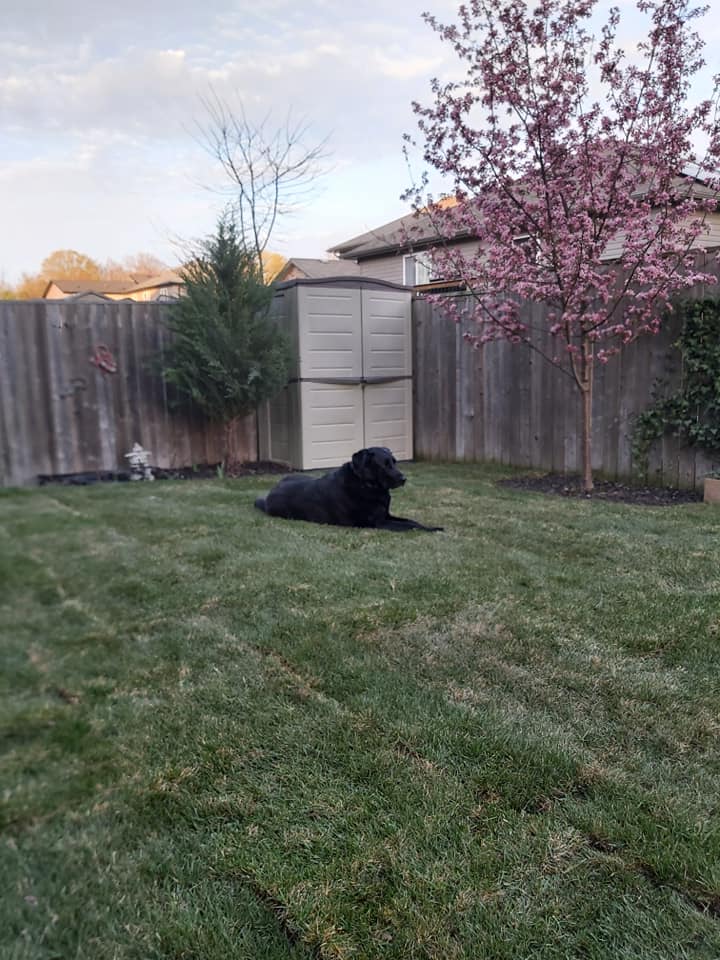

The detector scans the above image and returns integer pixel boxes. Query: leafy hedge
[632,298,720,470]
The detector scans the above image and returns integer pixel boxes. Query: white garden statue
[124,443,154,481]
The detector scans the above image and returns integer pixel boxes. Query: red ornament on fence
[89,344,117,374]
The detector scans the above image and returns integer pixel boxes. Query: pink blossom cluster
[406,0,720,381]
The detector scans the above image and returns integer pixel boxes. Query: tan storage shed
[258,277,414,470]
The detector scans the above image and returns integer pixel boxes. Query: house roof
[328,209,467,261]
[129,270,184,291]
[274,258,362,281]
[330,167,720,262]
[45,279,135,295]
[42,271,183,299]
[63,291,122,303]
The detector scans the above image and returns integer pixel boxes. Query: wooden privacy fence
[0,300,256,487]
[3,277,720,488]
[413,270,720,488]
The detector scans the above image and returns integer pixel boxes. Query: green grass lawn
[2,463,720,959]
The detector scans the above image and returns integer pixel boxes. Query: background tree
[120,252,170,278]
[197,92,329,278]
[407,0,720,491]
[162,213,291,469]
[10,249,175,298]
[13,274,45,299]
[40,249,103,281]
[14,249,103,298]
[261,250,288,284]
[102,253,170,282]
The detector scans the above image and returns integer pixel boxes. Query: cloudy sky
[2,0,719,285]
[0,0,463,284]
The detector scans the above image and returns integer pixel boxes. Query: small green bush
[163,214,290,463]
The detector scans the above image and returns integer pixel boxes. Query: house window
[513,234,545,265]
[403,252,432,286]
[513,234,533,255]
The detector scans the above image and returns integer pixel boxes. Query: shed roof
[274,276,411,293]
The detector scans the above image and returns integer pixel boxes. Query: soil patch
[37,461,294,487]
[498,473,702,506]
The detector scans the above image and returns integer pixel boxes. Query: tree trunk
[223,415,243,473]
[580,340,594,493]
[581,383,594,493]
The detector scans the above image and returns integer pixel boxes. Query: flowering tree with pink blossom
[406,0,720,491]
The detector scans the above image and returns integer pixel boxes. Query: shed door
[301,382,365,470]
[361,289,411,379]
[363,380,413,461]
[297,286,362,380]
[361,288,413,460]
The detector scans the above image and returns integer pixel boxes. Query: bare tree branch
[195,91,331,275]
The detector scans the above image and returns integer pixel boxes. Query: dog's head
[351,447,406,490]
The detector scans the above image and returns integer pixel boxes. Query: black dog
[255,447,443,532]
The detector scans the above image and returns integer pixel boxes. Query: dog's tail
[254,497,267,513]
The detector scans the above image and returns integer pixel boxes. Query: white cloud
[8,0,714,285]
[373,51,445,80]
[0,0,447,283]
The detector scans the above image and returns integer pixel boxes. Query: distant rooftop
[274,258,362,281]
[43,271,184,299]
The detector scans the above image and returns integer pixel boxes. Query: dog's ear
[351,449,370,477]
[351,449,372,480]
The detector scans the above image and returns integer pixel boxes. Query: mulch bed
[37,461,294,486]
[222,460,295,479]
[498,473,702,506]
[36,464,702,505]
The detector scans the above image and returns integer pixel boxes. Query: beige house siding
[602,211,720,262]
[358,256,405,285]
[695,212,720,251]
[43,282,67,299]
[352,222,720,283]
[126,284,183,301]
[353,239,482,287]
[104,290,140,302]
[436,238,482,266]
